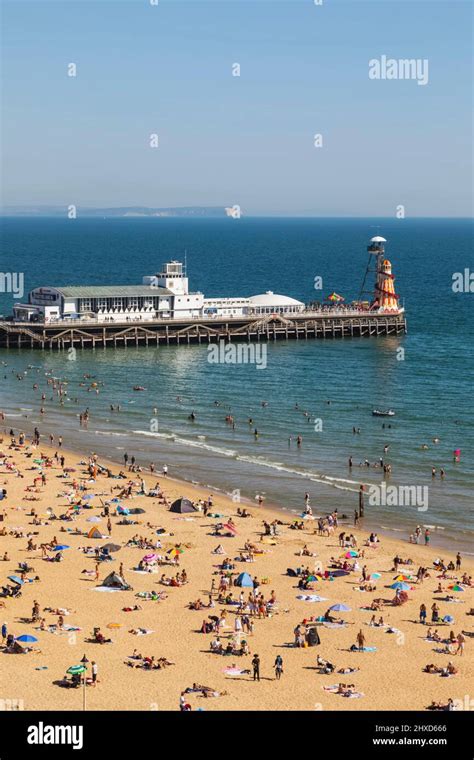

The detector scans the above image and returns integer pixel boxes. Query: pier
[0,310,407,350]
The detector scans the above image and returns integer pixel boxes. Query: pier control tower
[143,261,189,295]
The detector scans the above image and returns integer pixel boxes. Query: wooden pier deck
[0,311,407,350]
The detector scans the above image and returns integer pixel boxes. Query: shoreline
[1,431,464,566]
[2,417,470,556]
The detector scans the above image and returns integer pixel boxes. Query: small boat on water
[372,409,395,417]
[133,386,146,391]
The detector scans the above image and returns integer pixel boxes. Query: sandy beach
[0,434,472,712]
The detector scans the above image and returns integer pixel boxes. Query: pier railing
[0,306,403,329]
[0,310,407,349]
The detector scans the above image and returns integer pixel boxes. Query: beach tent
[87,526,103,539]
[169,498,197,514]
[234,572,254,588]
[101,572,130,590]
[287,568,297,577]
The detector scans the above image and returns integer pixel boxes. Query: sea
[0,217,473,552]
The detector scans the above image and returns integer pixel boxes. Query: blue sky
[1,0,472,215]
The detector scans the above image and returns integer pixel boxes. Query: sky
[1,0,473,216]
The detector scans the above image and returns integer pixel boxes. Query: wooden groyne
[0,311,407,350]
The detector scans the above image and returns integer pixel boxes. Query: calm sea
[1,217,473,551]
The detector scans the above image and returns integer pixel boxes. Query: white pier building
[13,261,305,324]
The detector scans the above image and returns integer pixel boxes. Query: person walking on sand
[252,653,261,681]
[419,604,427,624]
[356,630,365,651]
[455,633,465,656]
[94,563,100,583]
[274,654,283,680]
[456,553,462,571]
[107,518,112,535]
[91,661,98,686]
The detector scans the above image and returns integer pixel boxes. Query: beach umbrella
[369,573,382,580]
[330,569,350,577]
[344,551,358,558]
[448,584,464,592]
[443,615,454,623]
[143,553,157,562]
[223,523,237,533]
[102,543,121,553]
[306,575,320,582]
[329,603,351,612]
[167,547,184,556]
[53,545,70,551]
[326,292,344,302]
[15,634,38,643]
[394,574,414,581]
[390,582,411,591]
[117,507,129,515]
[67,664,86,675]
[8,575,24,585]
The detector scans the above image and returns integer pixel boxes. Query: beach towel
[131,629,154,636]
[91,587,124,592]
[323,685,364,698]
[223,667,249,677]
[296,595,328,602]
[358,646,377,652]
[323,622,348,628]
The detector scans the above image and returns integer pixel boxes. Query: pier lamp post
[81,654,89,711]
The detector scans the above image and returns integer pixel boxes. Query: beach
[1,435,472,712]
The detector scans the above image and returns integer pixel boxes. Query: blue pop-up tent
[234,572,253,588]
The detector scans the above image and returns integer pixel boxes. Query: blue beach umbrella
[329,603,351,612]
[443,615,454,623]
[8,575,24,585]
[53,545,70,551]
[16,635,38,643]
[390,582,411,591]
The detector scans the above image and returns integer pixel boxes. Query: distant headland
[0,206,237,218]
